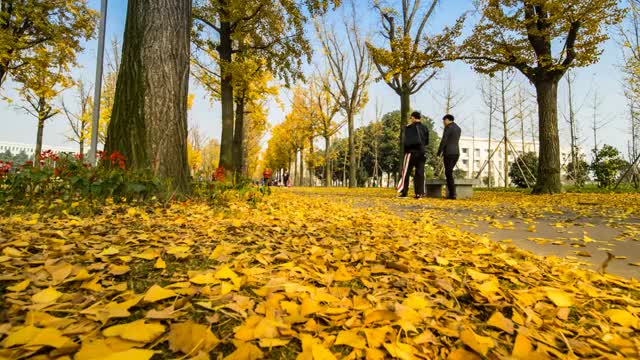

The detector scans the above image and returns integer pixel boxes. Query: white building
[0,141,76,157]
[456,136,572,186]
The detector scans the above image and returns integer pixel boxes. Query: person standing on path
[437,114,461,199]
[397,111,429,199]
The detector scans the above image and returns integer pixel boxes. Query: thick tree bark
[232,94,245,180]
[398,90,410,178]
[532,79,562,194]
[347,111,356,188]
[324,136,330,187]
[104,0,191,193]
[218,20,234,171]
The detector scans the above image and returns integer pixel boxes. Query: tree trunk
[218,20,234,171]
[532,79,562,194]
[398,90,410,178]
[293,150,298,185]
[299,145,304,186]
[308,138,314,187]
[347,111,356,188]
[232,93,245,181]
[324,136,330,187]
[0,58,9,88]
[104,0,192,193]
[34,102,45,169]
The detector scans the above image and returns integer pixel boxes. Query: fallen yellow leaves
[0,188,638,359]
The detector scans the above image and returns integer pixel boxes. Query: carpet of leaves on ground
[0,189,639,359]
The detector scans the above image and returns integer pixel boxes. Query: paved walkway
[293,188,640,279]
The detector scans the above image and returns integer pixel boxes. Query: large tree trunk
[104,0,191,193]
[232,94,245,180]
[398,90,410,179]
[218,20,234,171]
[348,111,356,188]
[532,79,562,194]
[324,136,330,187]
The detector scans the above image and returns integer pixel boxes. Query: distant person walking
[397,111,429,199]
[437,114,461,199]
[283,171,290,187]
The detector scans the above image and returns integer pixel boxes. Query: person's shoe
[396,194,408,199]
[414,194,425,199]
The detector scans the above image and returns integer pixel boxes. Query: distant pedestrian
[437,114,461,199]
[397,111,429,199]
[283,171,290,187]
[263,168,273,187]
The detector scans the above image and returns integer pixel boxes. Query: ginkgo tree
[366,0,462,175]
[461,0,625,194]
[0,0,96,88]
[13,45,74,166]
[192,0,340,172]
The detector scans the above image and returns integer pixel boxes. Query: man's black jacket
[403,122,429,153]
[437,122,461,156]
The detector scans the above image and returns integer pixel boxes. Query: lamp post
[88,0,108,165]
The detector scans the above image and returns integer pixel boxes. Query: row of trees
[1,0,631,195]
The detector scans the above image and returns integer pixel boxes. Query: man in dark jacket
[437,114,461,199]
[397,111,429,198]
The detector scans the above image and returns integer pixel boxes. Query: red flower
[108,151,126,170]
[212,166,225,182]
[74,153,84,160]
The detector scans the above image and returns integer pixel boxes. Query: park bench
[425,178,479,199]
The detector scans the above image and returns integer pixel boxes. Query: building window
[462,160,469,165]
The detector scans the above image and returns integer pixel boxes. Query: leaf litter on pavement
[0,188,639,359]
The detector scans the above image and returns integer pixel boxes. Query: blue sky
[0,0,634,159]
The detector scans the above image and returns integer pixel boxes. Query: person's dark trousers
[402,152,426,196]
[443,155,459,198]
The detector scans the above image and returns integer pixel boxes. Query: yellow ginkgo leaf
[605,309,639,329]
[312,343,337,360]
[168,321,219,354]
[383,342,416,360]
[447,348,481,360]
[335,330,367,349]
[258,338,290,347]
[7,279,30,292]
[143,284,178,303]
[108,264,130,275]
[545,288,574,307]
[467,269,491,281]
[3,326,70,348]
[224,342,264,360]
[99,349,155,360]
[102,320,165,343]
[97,246,120,256]
[486,312,514,334]
[32,287,63,304]
[460,328,494,356]
[2,246,23,257]
[512,333,533,358]
[154,257,166,269]
[364,310,399,325]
